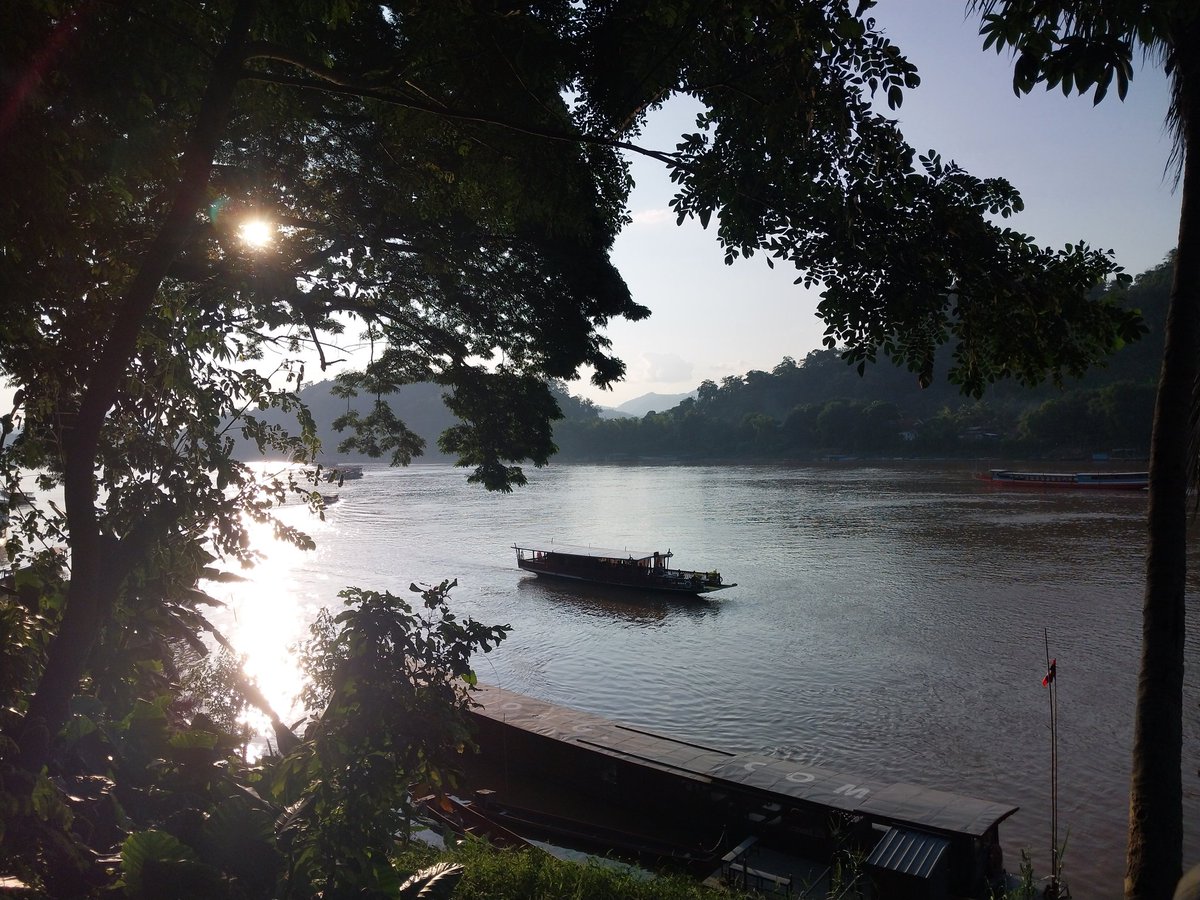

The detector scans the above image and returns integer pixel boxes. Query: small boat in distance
[977,469,1148,490]
[513,544,735,595]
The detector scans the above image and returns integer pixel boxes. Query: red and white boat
[977,469,1148,490]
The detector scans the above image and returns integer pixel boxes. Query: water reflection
[202,505,332,730]
[514,574,719,625]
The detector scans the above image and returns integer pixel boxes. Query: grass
[393,838,766,900]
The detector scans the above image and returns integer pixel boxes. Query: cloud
[628,207,673,228]
[635,352,694,384]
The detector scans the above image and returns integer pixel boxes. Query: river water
[214,461,1200,898]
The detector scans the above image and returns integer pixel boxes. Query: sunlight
[238,217,274,249]
[202,497,330,752]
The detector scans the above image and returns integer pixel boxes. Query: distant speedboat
[977,469,1148,490]
[513,544,734,595]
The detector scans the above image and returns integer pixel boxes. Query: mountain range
[229,381,702,461]
[598,391,696,419]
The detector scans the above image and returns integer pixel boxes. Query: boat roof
[513,542,671,561]
[471,683,1018,839]
[707,756,1016,836]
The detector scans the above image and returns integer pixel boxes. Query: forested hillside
[242,256,1169,465]
[552,256,1171,461]
[233,380,459,462]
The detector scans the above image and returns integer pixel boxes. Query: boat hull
[516,558,731,595]
[415,794,534,851]
[472,791,722,871]
[977,469,1148,490]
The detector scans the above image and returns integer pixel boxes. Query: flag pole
[1043,629,1065,899]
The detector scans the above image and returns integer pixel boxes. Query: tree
[973,3,1200,896]
[857,400,902,453]
[781,403,822,452]
[0,0,1150,892]
[282,582,508,897]
[816,399,862,450]
[1018,391,1101,452]
[737,411,780,454]
[696,379,721,407]
[1089,381,1156,450]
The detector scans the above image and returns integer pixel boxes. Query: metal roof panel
[866,826,951,879]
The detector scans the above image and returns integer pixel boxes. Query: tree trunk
[1125,20,1200,900]
[15,0,257,772]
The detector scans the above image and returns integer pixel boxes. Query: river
[213,460,1200,898]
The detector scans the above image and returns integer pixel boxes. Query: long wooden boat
[977,469,1148,490]
[513,544,735,595]
[466,683,1018,899]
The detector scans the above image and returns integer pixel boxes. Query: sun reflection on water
[203,501,333,744]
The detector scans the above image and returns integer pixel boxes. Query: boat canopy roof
[472,684,1018,840]
[513,543,671,562]
[708,755,1016,837]
[854,782,1019,837]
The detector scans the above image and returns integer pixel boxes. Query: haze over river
[216,461,1200,898]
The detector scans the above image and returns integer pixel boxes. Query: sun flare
[238,218,274,249]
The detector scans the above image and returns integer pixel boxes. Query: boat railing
[725,862,793,897]
[721,835,794,896]
[660,567,722,585]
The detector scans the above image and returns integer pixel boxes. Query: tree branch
[238,54,682,168]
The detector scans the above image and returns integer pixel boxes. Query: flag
[1042,658,1056,687]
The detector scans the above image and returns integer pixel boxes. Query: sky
[571,0,1183,409]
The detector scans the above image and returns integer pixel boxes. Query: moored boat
[513,544,734,595]
[464,683,1016,899]
[977,469,1148,490]
[414,794,535,851]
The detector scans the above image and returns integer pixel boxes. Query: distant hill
[231,255,1172,466]
[596,406,635,420]
[549,256,1173,461]
[232,380,458,463]
[232,377,612,463]
[611,391,696,417]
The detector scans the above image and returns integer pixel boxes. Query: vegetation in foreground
[392,840,760,900]
[0,581,510,898]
